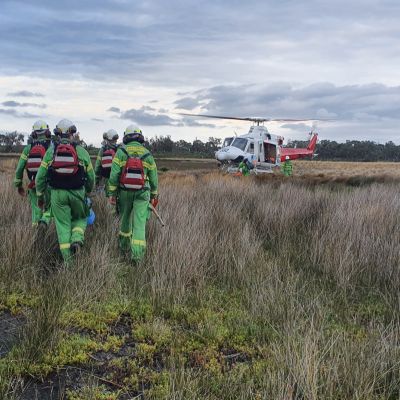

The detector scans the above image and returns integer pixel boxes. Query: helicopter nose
[215,150,228,161]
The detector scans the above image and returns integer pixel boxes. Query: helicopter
[181,113,320,173]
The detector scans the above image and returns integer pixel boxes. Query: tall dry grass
[0,170,399,399]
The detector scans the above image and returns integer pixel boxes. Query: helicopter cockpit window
[248,142,254,153]
[231,138,248,151]
[223,137,234,147]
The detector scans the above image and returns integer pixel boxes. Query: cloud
[280,123,314,132]
[7,90,45,97]
[174,97,201,110]
[120,106,180,126]
[180,117,216,128]
[0,108,41,118]
[91,118,104,122]
[2,0,400,86]
[1,100,46,108]
[118,105,216,128]
[107,107,121,113]
[175,82,400,122]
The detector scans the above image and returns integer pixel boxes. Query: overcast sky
[1,0,400,145]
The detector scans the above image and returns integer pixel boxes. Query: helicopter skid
[222,163,276,174]
[253,163,276,174]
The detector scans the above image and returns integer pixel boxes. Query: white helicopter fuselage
[215,125,283,172]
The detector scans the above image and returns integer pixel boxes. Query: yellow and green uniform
[94,144,118,197]
[14,143,52,226]
[35,140,95,261]
[282,160,293,177]
[108,141,158,262]
[238,160,250,176]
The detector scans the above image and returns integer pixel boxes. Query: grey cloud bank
[1,0,400,84]
[2,101,46,108]
[175,83,400,122]
[7,91,45,98]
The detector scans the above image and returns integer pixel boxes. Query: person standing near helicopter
[282,156,293,177]
[238,158,250,176]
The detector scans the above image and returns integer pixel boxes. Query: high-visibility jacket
[108,141,158,198]
[35,140,95,197]
[238,161,250,176]
[281,160,293,176]
[94,144,119,183]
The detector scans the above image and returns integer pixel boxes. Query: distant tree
[150,135,174,153]
[205,137,221,153]
[191,139,205,153]
[0,131,25,152]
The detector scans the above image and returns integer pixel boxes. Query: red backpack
[26,143,47,182]
[100,147,116,178]
[48,143,85,189]
[119,148,150,190]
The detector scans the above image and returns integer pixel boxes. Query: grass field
[0,157,399,399]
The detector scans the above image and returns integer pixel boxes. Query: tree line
[287,139,400,162]
[2,130,400,161]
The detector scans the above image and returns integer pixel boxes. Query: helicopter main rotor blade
[179,113,260,122]
[179,113,329,123]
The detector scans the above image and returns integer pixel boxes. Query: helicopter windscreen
[223,137,234,147]
[231,138,248,151]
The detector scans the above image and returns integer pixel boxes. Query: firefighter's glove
[150,195,159,209]
[109,196,117,206]
[17,187,26,197]
[38,197,45,210]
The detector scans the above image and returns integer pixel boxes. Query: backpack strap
[120,147,129,158]
[140,152,151,161]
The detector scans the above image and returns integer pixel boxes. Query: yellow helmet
[124,125,142,136]
[123,125,144,144]
[32,119,48,132]
[32,120,51,139]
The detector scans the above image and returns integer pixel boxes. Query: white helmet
[285,156,290,160]
[54,119,76,136]
[103,129,119,141]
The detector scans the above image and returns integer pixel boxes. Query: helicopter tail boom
[307,133,318,152]
[280,133,318,161]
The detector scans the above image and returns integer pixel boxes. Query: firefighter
[238,158,250,176]
[95,129,119,197]
[282,156,293,177]
[14,120,52,226]
[35,119,95,262]
[108,126,158,263]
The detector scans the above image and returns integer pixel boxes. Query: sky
[1,0,400,146]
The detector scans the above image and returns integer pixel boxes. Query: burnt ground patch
[0,310,25,357]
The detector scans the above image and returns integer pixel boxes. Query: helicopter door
[264,142,277,164]
[247,141,254,154]
[258,142,264,162]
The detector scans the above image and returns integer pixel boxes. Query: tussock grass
[0,170,399,399]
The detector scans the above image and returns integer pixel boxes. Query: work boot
[70,242,82,255]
